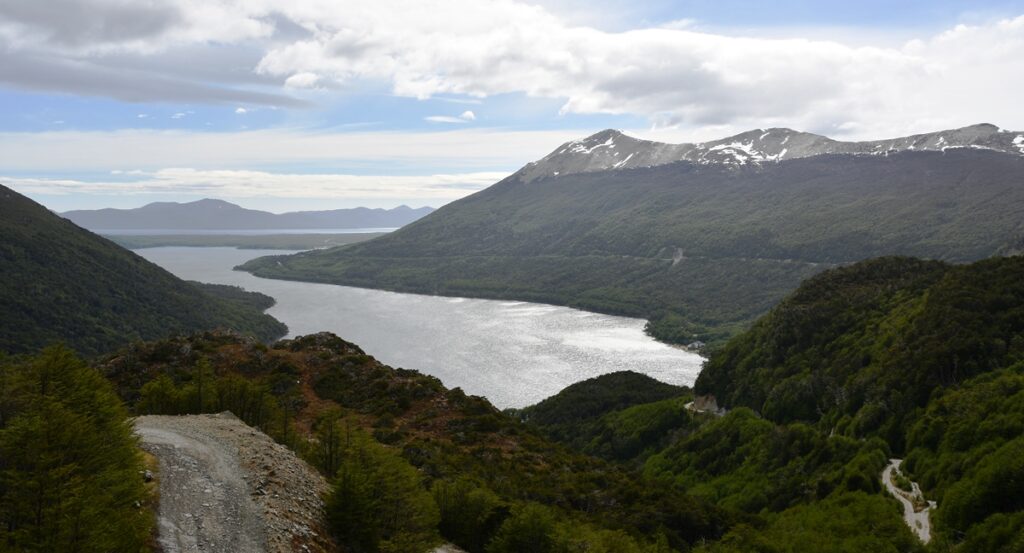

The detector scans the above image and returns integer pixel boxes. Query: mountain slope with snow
[240,123,1024,346]
[518,123,1024,181]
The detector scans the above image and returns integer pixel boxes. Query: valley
[135,246,703,407]
[4,3,1024,551]
[241,125,1024,347]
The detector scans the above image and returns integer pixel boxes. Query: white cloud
[284,71,320,89]
[248,3,1024,136]
[137,113,148,118]
[235,107,248,114]
[425,115,468,124]
[1,1,1024,137]
[171,112,186,119]
[2,169,509,202]
[425,110,477,124]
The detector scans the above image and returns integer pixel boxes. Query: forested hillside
[7,253,1016,551]
[521,255,1024,552]
[241,147,1024,345]
[695,256,1024,447]
[0,185,286,355]
[99,330,731,552]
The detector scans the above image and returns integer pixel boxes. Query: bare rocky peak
[517,123,1024,182]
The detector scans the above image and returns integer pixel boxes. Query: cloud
[2,168,510,201]
[250,3,1024,136]
[0,0,272,55]
[1,1,1024,136]
[0,0,298,107]
[425,116,468,124]
[0,48,309,107]
[235,107,248,114]
[284,71,320,89]
[0,0,184,51]
[425,110,477,124]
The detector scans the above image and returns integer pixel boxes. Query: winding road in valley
[881,458,936,543]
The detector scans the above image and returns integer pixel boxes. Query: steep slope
[687,255,1024,551]
[0,185,286,355]
[99,330,733,551]
[516,255,1024,552]
[241,127,1024,344]
[63,198,433,230]
[694,255,1024,446]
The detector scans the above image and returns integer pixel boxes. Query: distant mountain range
[0,185,286,355]
[240,123,1024,346]
[62,199,434,230]
[518,122,1024,181]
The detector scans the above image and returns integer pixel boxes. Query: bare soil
[136,413,335,553]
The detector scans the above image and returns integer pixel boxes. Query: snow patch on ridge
[569,135,615,155]
[707,141,764,165]
[613,153,635,169]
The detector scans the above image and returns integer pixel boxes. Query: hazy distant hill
[241,124,1024,345]
[0,185,286,355]
[62,198,434,230]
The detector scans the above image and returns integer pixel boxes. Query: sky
[2,0,1024,212]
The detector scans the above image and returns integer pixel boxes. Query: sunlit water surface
[136,247,704,408]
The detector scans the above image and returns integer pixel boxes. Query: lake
[136,247,704,408]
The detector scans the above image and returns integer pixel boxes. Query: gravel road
[881,458,936,543]
[136,413,335,553]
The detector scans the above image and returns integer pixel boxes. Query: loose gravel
[136,413,335,553]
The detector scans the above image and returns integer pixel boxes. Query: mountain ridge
[62,199,435,230]
[518,122,1024,181]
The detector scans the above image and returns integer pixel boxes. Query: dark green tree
[325,424,439,552]
[0,347,151,552]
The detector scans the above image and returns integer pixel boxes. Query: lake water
[136,247,704,408]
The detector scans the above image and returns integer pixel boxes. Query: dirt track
[136,413,334,553]
[881,458,936,543]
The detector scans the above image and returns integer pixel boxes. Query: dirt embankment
[136,413,335,553]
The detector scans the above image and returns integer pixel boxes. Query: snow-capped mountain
[517,123,1024,182]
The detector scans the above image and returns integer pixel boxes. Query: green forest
[0,348,153,552]
[2,253,1024,551]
